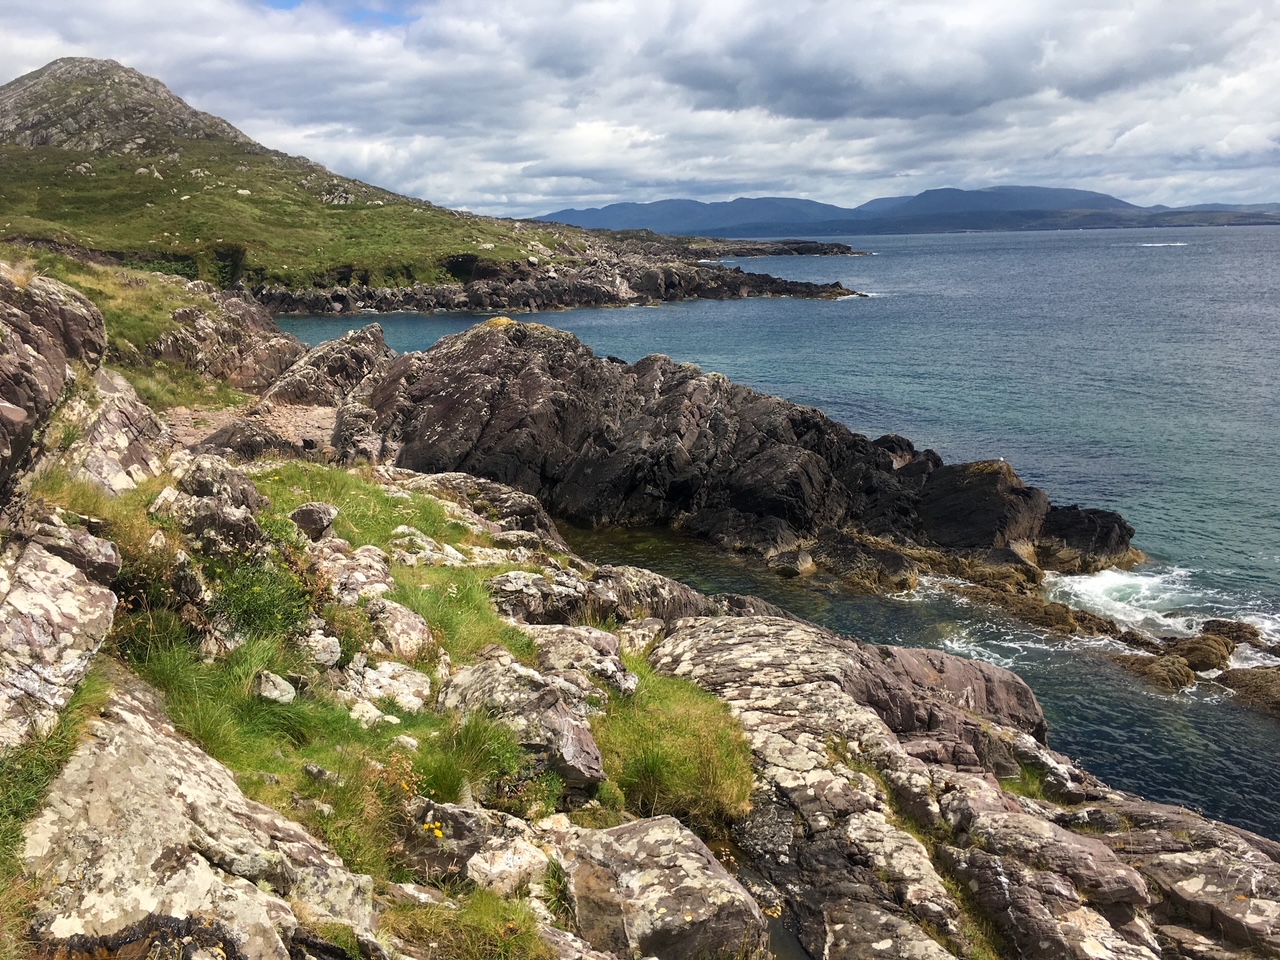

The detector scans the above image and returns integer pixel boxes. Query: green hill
[0,58,577,288]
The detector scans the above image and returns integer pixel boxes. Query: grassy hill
[0,59,580,289]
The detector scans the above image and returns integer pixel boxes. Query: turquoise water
[280,225,1280,838]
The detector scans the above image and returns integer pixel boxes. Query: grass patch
[0,668,112,960]
[379,890,556,960]
[389,566,538,665]
[592,654,753,837]
[999,762,1047,801]
[253,462,463,548]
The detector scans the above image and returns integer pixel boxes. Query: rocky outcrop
[0,263,106,500]
[257,322,393,407]
[0,57,254,154]
[23,666,376,960]
[0,517,119,750]
[648,614,1280,960]
[338,320,1133,625]
[147,281,305,391]
[553,815,770,960]
[58,367,168,493]
[254,242,856,317]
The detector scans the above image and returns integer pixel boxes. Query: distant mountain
[540,196,867,235]
[539,186,1280,236]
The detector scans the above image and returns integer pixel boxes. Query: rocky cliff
[3,267,1280,960]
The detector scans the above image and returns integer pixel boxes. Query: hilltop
[0,58,851,301]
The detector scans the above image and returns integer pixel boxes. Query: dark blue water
[280,225,1280,838]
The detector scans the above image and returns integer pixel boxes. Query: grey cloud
[0,0,1278,216]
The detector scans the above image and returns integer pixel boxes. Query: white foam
[1045,567,1280,646]
[1139,242,1189,247]
[1045,567,1201,636]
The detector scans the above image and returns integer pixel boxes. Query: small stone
[291,502,340,541]
[253,671,296,704]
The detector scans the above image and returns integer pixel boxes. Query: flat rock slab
[0,538,116,751]
[558,815,769,960]
[23,669,374,960]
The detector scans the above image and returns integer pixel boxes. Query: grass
[379,891,556,960]
[0,141,578,290]
[998,762,1048,801]
[0,668,112,960]
[389,566,539,665]
[252,463,464,549]
[592,654,754,837]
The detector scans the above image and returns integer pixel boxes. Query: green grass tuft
[592,654,754,837]
[379,890,556,960]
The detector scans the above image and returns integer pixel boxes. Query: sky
[2,0,1278,218]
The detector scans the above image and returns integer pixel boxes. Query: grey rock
[22,669,374,959]
[558,815,769,960]
[258,323,394,407]
[64,367,168,493]
[254,670,296,704]
[290,501,339,541]
[0,538,117,751]
[307,537,394,605]
[439,646,606,787]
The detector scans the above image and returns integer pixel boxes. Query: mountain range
[541,187,1280,237]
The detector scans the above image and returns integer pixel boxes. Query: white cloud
[1,0,1277,215]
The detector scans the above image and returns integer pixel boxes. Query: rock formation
[333,318,1134,600]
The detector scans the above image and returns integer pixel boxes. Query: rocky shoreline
[252,236,862,315]
[3,261,1280,960]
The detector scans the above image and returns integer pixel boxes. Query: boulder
[557,816,769,960]
[253,670,296,704]
[1201,619,1264,650]
[149,485,264,557]
[1216,667,1280,716]
[1166,634,1235,672]
[307,537,394,605]
[364,597,434,662]
[1112,654,1197,691]
[438,646,606,787]
[258,323,393,407]
[22,668,375,960]
[1036,504,1138,573]
[172,452,268,512]
[917,460,1049,550]
[290,501,339,541]
[0,533,117,750]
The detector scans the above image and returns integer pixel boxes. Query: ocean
[279,224,1280,838]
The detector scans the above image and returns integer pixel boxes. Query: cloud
[1,0,1277,215]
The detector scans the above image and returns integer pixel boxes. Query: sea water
[279,225,1280,838]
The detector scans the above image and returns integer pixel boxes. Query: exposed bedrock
[649,615,1280,960]
[332,319,1134,603]
[0,264,107,501]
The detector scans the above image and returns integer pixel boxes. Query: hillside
[0,58,850,299]
[540,185,1280,236]
[0,59,577,289]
